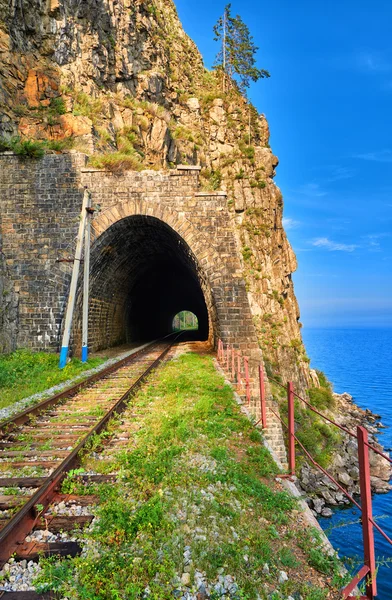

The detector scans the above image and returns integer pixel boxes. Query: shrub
[209,170,222,190]
[49,97,67,115]
[288,402,340,468]
[308,385,335,410]
[242,246,253,261]
[46,138,74,152]
[73,91,103,122]
[308,370,334,409]
[239,142,255,159]
[0,136,74,157]
[0,138,12,152]
[9,138,46,159]
[89,152,143,173]
[172,125,195,142]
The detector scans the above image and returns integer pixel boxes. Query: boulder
[187,98,200,112]
[370,476,392,494]
[312,498,325,514]
[369,448,392,481]
[337,471,353,487]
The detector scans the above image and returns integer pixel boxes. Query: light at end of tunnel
[173,311,199,332]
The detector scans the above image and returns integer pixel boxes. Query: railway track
[0,338,176,582]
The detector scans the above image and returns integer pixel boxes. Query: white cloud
[357,52,391,73]
[354,150,392,163]
[282,217,300,230]
[297,183,327,197]
[362,233,390,252]
[324,167,356,183]
[311,237,358,252]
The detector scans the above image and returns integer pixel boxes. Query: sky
[175,0,392,329]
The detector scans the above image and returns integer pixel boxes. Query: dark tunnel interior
[78,215,211,351]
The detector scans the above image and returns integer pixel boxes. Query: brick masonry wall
[0,152,286,462]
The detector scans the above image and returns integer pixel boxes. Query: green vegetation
[200,168,223,191]
[288,338,311,365]
[89,152,143,173]
[295,406,342,468]
[242,245,253,261]
[0,136,74,158]
[213,4,270,93]
[49,97,67,115]
[89,123,146,172]
[308,384,335,410]
[72,90,104,123]
[272,289,284,307]
[274,387,341,470]
[0,350,105,410]
[239,142,255,159]
[250,178,266,189]
[34,352,346,599]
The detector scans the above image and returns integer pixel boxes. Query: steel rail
[0,341,160,432]
[0,340,175,567]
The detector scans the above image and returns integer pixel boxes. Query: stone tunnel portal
[76,215,212,351]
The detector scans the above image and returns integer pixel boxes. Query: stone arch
[72,204,224,351]
[90,199,230,287]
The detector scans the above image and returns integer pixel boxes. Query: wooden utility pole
[59,188,90,369]
[248,104,251,143]
[223,8,227,92]
[82,192,92,363]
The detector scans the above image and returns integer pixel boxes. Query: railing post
[244,357,250,404]
[237,353,242,392]
[231,346,235,380]
[287,382,295,476]
[357,425,377,599]
[259,365,267,429]
[226,344,230,372]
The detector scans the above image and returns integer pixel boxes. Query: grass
[34,352,347,599]
[88,152,143,173]
[0,349,105,410]
[0,136,74,158]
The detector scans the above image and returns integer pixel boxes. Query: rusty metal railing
[217,339,392,599]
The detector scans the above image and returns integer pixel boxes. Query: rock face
[299,392,392,514]
[0,0,309,388]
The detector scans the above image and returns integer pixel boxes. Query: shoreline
[297,391,392,518]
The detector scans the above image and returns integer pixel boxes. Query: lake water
[302,328,392,599]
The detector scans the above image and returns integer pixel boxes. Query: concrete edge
[176,165,201,171]
[195,191,227,197]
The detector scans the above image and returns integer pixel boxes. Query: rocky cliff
[0,0,309,388]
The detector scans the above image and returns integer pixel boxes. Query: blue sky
[175,0,392,328]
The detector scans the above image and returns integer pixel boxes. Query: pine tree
[213,4,270,93]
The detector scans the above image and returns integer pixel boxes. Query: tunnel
[73,215,213,351]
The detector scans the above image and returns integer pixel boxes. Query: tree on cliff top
[213,3,270,93]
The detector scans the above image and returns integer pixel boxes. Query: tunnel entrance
[76,215,212,351]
